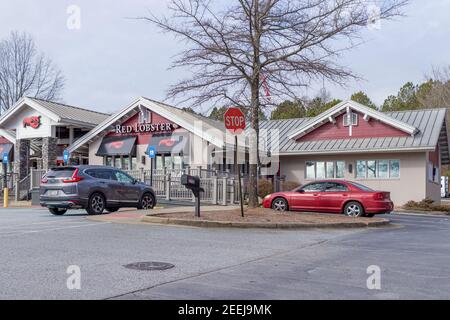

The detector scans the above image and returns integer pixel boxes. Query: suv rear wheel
[86,193,105,215]
[49,208,67,216]
[138,193,155,210]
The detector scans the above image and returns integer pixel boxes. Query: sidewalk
[0,201,33,208]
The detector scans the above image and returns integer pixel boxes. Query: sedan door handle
[313,193,319,196]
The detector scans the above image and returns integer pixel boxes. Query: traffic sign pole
[148,146,156,186]
[3,153,8,208]
[224,107,246,218]
[235,136,244,218]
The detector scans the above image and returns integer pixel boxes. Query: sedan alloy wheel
[272,198,288,212]
[345,202,363,217]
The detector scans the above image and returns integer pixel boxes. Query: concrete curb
[393,211,450,218]
[141,215,390,229]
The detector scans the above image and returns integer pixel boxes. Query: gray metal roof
[260,108,449,158]
[28,97,111,126]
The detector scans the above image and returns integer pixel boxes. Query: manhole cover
[124,261,175,271]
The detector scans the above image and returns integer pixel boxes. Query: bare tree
[144,0,408,207]
[0,31,64,113]
[418,66,450,109]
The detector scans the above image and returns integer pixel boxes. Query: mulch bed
[154,207,385,224]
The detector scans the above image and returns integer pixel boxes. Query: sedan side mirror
[298,189,305,193]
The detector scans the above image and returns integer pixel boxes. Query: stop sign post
[224,107,245,217]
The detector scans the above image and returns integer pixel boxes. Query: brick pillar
[42,137,58,171]
[14,139,30,180]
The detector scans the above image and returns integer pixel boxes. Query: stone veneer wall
[14,139,30,180]
[42,137,58,171]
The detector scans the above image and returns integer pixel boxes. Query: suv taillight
[63,168,83,183]
[41,178,48,184]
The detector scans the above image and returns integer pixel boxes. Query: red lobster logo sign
[158,138,177,148]
[23,116,41,129]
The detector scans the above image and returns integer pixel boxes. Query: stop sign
[224,107,246,135]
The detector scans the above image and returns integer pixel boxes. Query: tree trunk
[248,80,260,208]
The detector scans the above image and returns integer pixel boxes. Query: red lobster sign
[23,116,42,129]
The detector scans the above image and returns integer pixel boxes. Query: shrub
[281,181,301,191]
[258,179,274,198]
[403,198,450,214]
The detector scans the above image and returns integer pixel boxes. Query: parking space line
[0,218,90,230]
[0,221,111,238]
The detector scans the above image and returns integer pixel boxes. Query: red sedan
[262,180,393,217]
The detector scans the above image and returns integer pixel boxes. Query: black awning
[96,136,137,157]
[0,143,13,157]
[147,133,190,155]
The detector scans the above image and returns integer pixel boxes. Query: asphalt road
[0,208,449,300]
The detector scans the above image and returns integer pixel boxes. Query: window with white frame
[356,160,400,179]
[305,161,345,179]
[139,109,151,123]
[343,112,358,127]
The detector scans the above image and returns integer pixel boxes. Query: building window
[356,160,400,179]
[306,161,315,179]
[326,161,334,178]
[105,157,113,167]
[305,161,345,180]
[114,157,122,169]
[336,161,345,179]
[343,112,358,127]
[56,127,70,139]
[316,162,325,179]
[139,109,151,123]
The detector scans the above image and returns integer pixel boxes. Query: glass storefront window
[378,160,389,178]
[306,161,345,179]
[114,157,121,169]
[356,159,400,179]
[356,160,366,178]
[336,161,345,178]
[306,161,315,179]
[165,156,173,170]
[173,156,183,170]
[367,161,376,178]
[390,160,400,178]
[326,161,334,178]
[105,157,112,167]
[316,162,325,179]
[123,157,130,170]
[156,156,164,170]
[131,157,137,170]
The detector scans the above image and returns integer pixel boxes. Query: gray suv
[40,166,156,216]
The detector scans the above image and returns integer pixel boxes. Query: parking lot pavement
[0,208,449,300]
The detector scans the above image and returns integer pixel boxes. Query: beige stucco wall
[279,152,431,206]
[88,137,104,166]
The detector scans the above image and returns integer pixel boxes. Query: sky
[0,0,449,115]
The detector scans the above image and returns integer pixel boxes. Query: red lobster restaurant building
[0,97,448,205]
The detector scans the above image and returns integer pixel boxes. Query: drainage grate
[124,261,175,271]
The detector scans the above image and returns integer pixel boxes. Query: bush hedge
[403,198,450,214]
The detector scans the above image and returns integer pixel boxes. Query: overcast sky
[0,0,449,114]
